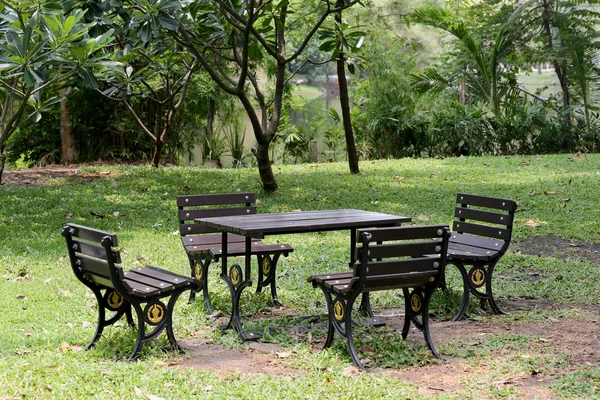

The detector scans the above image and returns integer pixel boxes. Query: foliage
[0,1,115,183]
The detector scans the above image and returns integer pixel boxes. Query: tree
[98,41,196,167]
[160,0,361,191]
[410,3,528,117]
[0,2,114,184]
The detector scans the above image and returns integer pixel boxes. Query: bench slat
[73,239,121,263]
[449,232,504,250]
[357,225,447,243]
[128,266,194,289]
[177,193,255,207]
[361,271,437,292]
[362,241,444,260]
[179,207,256,222]
[456,193,517,211]
[448,242,499,259]
[453,221,510,240]
[66,223,118,246]
[454,207,513,226]
[75,254,113,280]
[363,257,442,277]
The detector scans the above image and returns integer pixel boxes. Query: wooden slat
[363,257,442,276]
[456,193,517,211]
[361,241,444,260]
[449,232,503,251]
[358,225,448,243]
[73,239,121,263]
[129,266,195,289]
[120,279,160,298]
[67,223,118,246]
[308,272,353,285]
[177,193,255,207]
[76,254,111,279]
[447,242,499,259]
[453,221,510,240]
[124,270,176,291]
[454,207,513,226]
[181,224,222,235]
[362,272,435,292]
[181,234,248,246]
[179,207,256,222]
[83,273,114,288]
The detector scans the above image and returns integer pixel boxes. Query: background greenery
[1,156,599,398]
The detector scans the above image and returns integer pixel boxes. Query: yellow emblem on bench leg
[333,300,345,322]
[410,292,422,313]
[194,262,203,280]
[471,268,486,287]
[105,290,124,311]
[145,302,165,325]
[262,257,271,276]
[230,265,242,287]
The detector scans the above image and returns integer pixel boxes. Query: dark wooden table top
[196,209,411,239]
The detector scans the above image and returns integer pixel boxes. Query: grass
[1,154,600,398]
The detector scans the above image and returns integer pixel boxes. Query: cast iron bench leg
[189,258,212,313]
[256,254,283,308]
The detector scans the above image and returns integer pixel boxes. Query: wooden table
[196,209,411,340]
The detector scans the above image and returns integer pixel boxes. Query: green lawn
[1,155,599,398]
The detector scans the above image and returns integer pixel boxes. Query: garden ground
[3,164,600,399]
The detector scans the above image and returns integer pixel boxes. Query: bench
[309,225,450,368]
[446,193,517,320]
[62,223,201,359]
[177,193,293,313]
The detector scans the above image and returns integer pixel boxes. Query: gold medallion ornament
[145,302,165,325]
[104,290,124,311]
[262,257,271,276]
[470,267,486,287]
[333,299,345,322]
[194,262,203,281]
[410,292,422,313]
[230,265,242,287]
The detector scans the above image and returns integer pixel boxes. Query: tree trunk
[337,56,360,174]
[0,141,6,185]
[253,141,278,191]
[542,0,571,127]
[152,140,164,167]
[59,88,77,164]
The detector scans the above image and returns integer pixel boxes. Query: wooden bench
[177,193,293,312]
[309,225,450,368]
[62,223,201,359]
[446,193,517,320]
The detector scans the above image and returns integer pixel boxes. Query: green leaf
[138,22,152,43]
[80,68,99,89]
[159,16,179,31]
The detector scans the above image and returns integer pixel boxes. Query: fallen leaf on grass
[524,220,548,227]
[417,214,430,221]
[276,351,292,358]
[16,295,27,301]
[58,289,71,297]
[91,211,104,218]
[393,175,404,180]
[560,198,571,202]
[60,342,71,352]
[64,212,73,219]
[529,191,537,196]
[543,191,559,195]
[519,161,531,166]
[343,366,362,376]
[179,185,190,191]
[98,171,112,176]
[430,174,438,179]
[133,386,165,400]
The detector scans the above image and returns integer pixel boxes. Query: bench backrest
[351,225,451,293]
[177,193,256,237]
[453,193,517,254]
[62,223,124,290]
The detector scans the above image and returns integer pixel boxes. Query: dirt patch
[514,236,600,264]
[2,164,120,186]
